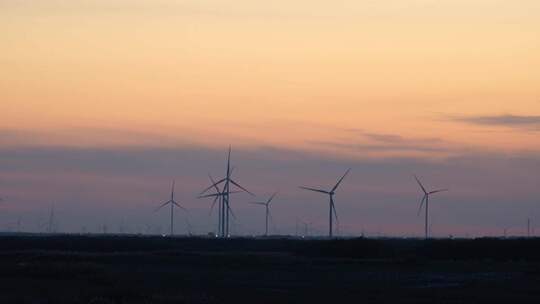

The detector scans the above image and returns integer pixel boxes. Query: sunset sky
[1,1,539,236]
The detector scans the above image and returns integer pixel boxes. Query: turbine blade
[299,186,330,194]
[249,202,266,206]
[332,202,339,224]
[200,178,226,195]
[414,175,428,194]
[267,192,278,205]
[154,200,170,212]
[209,195,221,216]
[198,191,243,199]
[230,179,255,196]
[331,168,351,192]
[198,193,221,199]
[417,195,426,216]
[171,180,175,198]
[173,201,187,212]
[268,210,275,229]
[227,146,232,178]
[429,189,449,195]
[227,203,237,220]
[208,174,221,192]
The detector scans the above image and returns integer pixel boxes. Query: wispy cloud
[0,127,197,148]
[450,114,540,130]
[313,129,454,157]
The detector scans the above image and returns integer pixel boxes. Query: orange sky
[1,0,540,158]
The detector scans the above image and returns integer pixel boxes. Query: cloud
[310,140,450,154]
[0,127,198,149]
[450,114,540,130]
[311,130,454,157]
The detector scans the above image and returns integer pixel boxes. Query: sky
[1,0,539,237]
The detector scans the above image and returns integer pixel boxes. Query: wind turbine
[47,204,55,234]
[301,219,312,237]
[155,180,187,236]
[199,174,224,236]
[414,175,448,239]
[17,216,21,233]
[198,173,241,237]
[299,168,351,238]
[199,147,254,238]
[250,192,278,237]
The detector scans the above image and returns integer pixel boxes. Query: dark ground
[1,235,540,304]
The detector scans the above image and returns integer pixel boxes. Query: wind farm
[2,0,540,302]
[3,145,536,303]
[0,147,535,239]
[0,137,538,304]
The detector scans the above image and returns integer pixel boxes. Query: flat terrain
[1,235,540,303]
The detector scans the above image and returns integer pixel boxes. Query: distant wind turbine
[250,192,278,236]
[299,168,351,238]
[414,175,448,239]
[155,180,187,236]
[47,204,55,234]
[301,219,312,237]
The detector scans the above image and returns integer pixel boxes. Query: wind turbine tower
[47,204,55,234]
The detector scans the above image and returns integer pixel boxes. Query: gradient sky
[1,1,539,237]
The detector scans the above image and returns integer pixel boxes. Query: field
[1,235,540,303]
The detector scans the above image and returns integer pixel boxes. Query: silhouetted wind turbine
[155,180,187,236]
[47,204,55,234]
[301,219,311,237]
[199,147,254,238]
[300,168,351,238]
[295,217,300,237]
[198,173,241,237]
[414,175,448,239]
[250,192,278,236]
